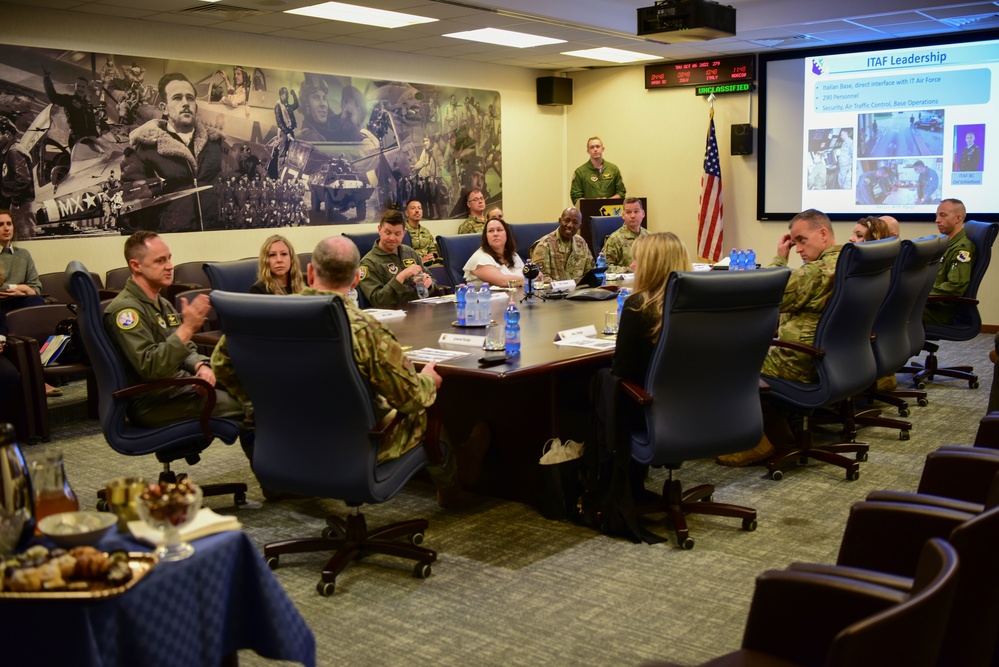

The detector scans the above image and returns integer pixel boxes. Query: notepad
[127,507,242,546]
[39,334,72,366]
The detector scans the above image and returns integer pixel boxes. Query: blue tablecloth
[0,530,315,667]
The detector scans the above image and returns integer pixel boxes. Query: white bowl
[38,511,117,548]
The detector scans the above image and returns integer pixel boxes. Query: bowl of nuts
[135,479,203,562]
[38,511,117,548]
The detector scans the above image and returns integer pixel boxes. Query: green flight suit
[359,242,435,309]
[570,160,626,203]
[530,230,594,282]
[924,228,975,324]
[602,225,648,273]
[761,245,842,383]
[105,277,243,427]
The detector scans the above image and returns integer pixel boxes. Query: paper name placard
[550,279,575,293]
[439,333,486,347]
[555,324,598,341]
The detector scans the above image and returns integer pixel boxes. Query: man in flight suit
[359,210,435,308]
[924,198,974,325]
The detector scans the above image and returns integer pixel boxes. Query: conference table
[384,287,622,504]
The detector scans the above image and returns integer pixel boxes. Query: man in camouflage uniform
[404,199,441,266]
[530,207,594,282]
[359,210,435,308]
[603,197,648,272]
[719,209,841,467]
[105,231,243,428]
[924,198,974,325]
[213,236,461,503]
[456,189,486,234]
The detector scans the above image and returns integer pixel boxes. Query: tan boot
[716,435,776,467]
[876,375,898,392]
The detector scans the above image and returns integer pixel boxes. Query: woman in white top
[462,217,526,287]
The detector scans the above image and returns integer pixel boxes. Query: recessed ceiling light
[443,28,566,48]
[561,47,661,63]
[286,2,437,29]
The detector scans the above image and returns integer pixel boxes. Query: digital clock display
[645,55,755,89]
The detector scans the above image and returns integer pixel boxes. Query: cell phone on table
[478,354,511,367]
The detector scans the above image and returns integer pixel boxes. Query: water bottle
[746,248,757,270]
[414,273,428,299]
[465,283,479,325]
[617,287,631,326]
[478,283,493,325]
[455,284,467,326]
[596,251,607,285]
[735,249,747,271]
[504,301,521,356]
[729,248,738,270]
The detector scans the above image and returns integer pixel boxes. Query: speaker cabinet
[731,123,753,155]
[537,76,572,106]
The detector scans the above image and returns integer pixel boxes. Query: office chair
[658,539,959,667]
[908,220,998,389]
[341,229,412,256]
[590,215,624,256]
[1,334,48,443]
[866,446,999,514]
[104,266,131,293]
[791,500,999,667]
[437,233,486,288]
[171,261,210,288]
[204,258,259,294]
[618,268,790,549]
[38,271,103,305]
[212,291,441,595]
[847,235,946,438]
[762,238,898,481]
[508,222,558,262]
[65,262,246,507]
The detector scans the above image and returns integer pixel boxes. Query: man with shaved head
[879,215,900,238]
[924,198,973,324]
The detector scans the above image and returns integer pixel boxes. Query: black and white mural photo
[0,45,502,239]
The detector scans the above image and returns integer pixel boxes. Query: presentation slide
[759,31,999,222]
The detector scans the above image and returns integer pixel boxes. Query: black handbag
[539,438,584,522]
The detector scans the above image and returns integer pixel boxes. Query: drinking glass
[483,323,506,351]
[136,481,203,562]
[603,311,619,335]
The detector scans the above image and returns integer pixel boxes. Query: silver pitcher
[0,423,35,556]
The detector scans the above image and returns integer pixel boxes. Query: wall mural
[0,45,502,239]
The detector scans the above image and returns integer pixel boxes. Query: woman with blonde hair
[250,234,305,295]
[612,232,693,384]
[848,216,891,243]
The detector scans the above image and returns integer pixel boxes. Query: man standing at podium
[570,136,626,205]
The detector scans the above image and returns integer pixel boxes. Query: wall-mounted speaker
[731,123,753,155]
[537,76,572,106]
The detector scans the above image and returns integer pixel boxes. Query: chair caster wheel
[856,451,868,462]
[234,490,247,505]
[317,581,335,596]
[414,561,432,578]
[917,397,929,407]
[847,469,860,481]
[900,430,910,441]
[96,499,110,512]
[266,556,278,570]
[898,408,910,418]
[770,470,784,481]
[915,381,926,390]
[409,532,425,546]
[970,380,980,389]
[742,518,757,532]
[679,537,695,550]
[321,526,334,539]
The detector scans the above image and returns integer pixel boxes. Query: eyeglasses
[468,197,485,203]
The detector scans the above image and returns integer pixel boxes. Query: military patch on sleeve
[166,313,181,326]
[403,258,415,267]
[359,266,368,280]
[387,263,398,275]
[116,309,140,330]
[957,250,972,263]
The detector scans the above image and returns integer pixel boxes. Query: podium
[577,197,648,255]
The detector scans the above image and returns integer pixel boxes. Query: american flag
[697,111,723,262]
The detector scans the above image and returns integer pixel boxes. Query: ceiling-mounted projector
[637,0,736,41]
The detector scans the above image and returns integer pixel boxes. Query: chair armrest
[98,289,120,300]
[915,448,999,506]
[787,561,914,592]
[925,294,979,306]
[113,376,217,441]
[769,337,826,360]
[742,570,903,665]
[620,379,652,406]
[865,490,984,515]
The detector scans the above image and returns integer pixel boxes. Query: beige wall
[3,6,564,280]
[5,6,995,326]
[567,65,998,327]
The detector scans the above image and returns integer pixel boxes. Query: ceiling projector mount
[637,0,736,41]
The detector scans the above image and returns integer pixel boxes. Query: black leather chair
[38,271,103,305]
[866,446,999,514]
[664,539,959,667]
[508,222,558,262]
[618,268,790,549]
[172,261,210,288]
[437,233,486,287]
[762,238,899,481]
[65,262,246,506]
[909,220,999,389]
[212,291,441,595]
[1,334,48,443]
[204,258,259,293]
[104,266,130,292]
[590,215,623,256]
[849,235,947,437]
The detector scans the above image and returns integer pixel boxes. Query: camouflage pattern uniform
[570,160,625,203]
[212,289,453,483]
[530,230,594,282]
[406,222,442,266]
[602,225,648,273]
[924,227,974,324]
[457,215,485,235]
[358,242,435,309]
[761,245,842,383]
[105,277,243,427]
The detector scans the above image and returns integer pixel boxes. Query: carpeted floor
[34,335,996,666]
